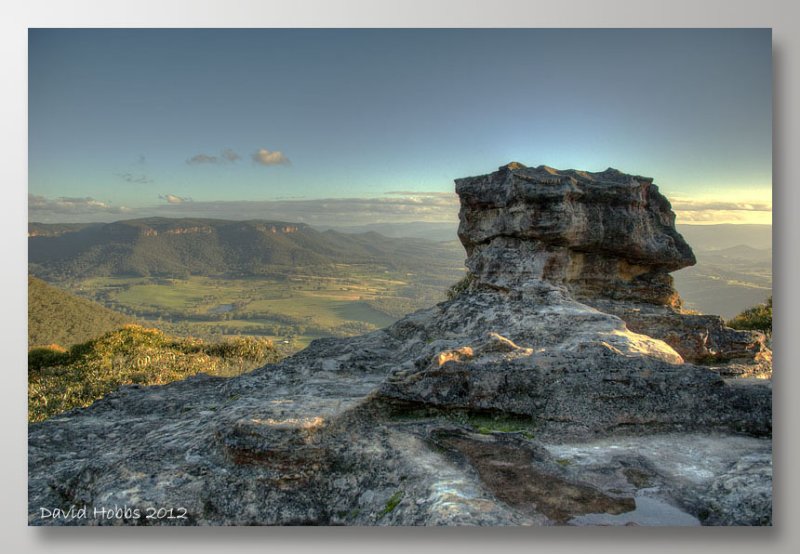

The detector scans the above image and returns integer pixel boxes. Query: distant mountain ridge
[28,218,772,320]
[317,221,460,243]
[28,217,465,280]
[320,222,774,252]
[676,224,772,252]
[670,225,772,319]
[28,222,102,237]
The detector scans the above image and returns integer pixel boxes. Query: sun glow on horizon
[670,189,772,225]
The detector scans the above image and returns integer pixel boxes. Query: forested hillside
[28,218,464,280]
[28,276,132,347]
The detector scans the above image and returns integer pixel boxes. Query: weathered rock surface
[28,163,771,526]
[456,163,695,304]
[456,162,769,369]
[378,283,770,438]
[588,299,772,372]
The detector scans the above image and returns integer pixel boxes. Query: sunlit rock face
[379,162,770,422]
[377,284,770,438]
[590,299,772,371]
[456,162,695,306]
[28,163,772,527]
[454,162,769,368]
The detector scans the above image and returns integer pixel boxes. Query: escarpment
[28,163,772,526]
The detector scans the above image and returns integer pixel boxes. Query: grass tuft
[28,324,282,422]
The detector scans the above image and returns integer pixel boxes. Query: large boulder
[456,162,695,305]
[377,283,770,439]
[456,162,769,369]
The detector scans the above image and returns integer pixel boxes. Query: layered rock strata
[455,162,769,368]
[456,162,695,304]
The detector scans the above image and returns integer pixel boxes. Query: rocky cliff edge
[28,163,772,526]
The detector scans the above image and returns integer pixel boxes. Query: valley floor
[65,265,462,350]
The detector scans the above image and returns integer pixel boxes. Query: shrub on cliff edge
[727,296,772,335]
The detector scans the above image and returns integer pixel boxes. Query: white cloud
[252,148,290,166]
[159,194,192,204]
[148,194,459,226]
[29,189,771,227]
[670,198,771,212]
[670,197,772,225]
[28,194,130,216]
[384,190,456,198]
[675,209,772,225]
[28,191,459,225]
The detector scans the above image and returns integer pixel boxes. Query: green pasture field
[66,268,448,350]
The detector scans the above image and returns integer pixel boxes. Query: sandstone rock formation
[589,299,772,373]
[456,162,769,371]
[28,163,772,526]
[456,163,695,305]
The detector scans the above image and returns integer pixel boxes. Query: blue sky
[29,28,772,224]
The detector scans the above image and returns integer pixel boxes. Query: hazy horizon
[27,211,773,228]
[29,29,772,226]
